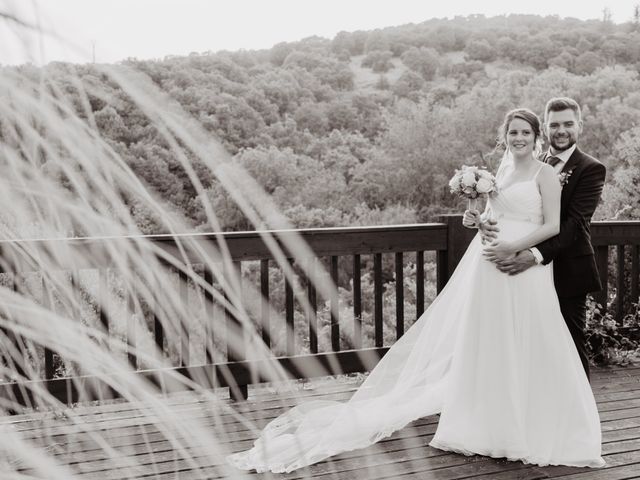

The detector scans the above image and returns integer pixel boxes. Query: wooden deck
[2,364,640,480]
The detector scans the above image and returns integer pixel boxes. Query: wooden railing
[591,222,640,317]
[1,216,639,408]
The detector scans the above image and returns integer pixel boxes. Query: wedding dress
[227,163,605,472]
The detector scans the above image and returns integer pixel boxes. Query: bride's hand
[462,209,480,228]
[482,240,516,263]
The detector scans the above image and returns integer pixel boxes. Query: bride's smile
[507,118,536,158]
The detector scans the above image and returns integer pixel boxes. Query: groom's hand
[493,250,537,275]
[482,242,514,264]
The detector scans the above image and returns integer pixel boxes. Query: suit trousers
[558,294,590,381]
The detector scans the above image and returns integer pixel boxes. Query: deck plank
[3,365,640,479]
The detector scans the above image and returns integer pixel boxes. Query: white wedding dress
[227,166,605,472]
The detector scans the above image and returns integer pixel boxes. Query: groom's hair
[544,97,582,123]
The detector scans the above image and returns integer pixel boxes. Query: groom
[482,97,606,380]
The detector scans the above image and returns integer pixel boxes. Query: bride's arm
[487,164,561,254]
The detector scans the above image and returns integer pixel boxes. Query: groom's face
[545,109,583,152]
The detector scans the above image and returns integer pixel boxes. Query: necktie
[546,156,562,167]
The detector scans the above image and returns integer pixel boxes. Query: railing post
[595,245,609,309]
[226,261,248,401]
[616,245,625,323]
[437,214,477,290]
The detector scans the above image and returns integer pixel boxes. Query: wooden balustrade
[0,217,639,408]
[591,222,640,318]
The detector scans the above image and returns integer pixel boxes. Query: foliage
[585,296,640,366]
[5,13,640,233]
[240,256,438,356]
[401,46,440,80]
[597,125,640,220]
[361,50,394,73]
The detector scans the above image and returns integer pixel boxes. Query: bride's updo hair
[496,108,543,156]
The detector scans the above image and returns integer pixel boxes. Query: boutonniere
[558,168,574,187]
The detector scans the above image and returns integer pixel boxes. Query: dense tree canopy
[4,13,640,235]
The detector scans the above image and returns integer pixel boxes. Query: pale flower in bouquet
[449,165,498,211]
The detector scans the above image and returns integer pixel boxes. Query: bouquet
[449,165,497,211]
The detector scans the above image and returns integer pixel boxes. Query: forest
[3,13,640,360]
[4,13,640,235]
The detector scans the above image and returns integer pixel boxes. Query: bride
[227,108,605,472]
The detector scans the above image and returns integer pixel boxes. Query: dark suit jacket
[535,147,606,298]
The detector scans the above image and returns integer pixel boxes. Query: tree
[283,51,354,91]
[332,31,364,56]
[524,36,555,70]
[392,71,425,100]
[401,47,440,80]
[601,37,627,64]
[230,146,351,220]
[361,50,394,73]
[347,31,369,56]
[432,24,468,52]
[548,51,575,70]
[350,93,389,139]
[258,117,314,152]
[294,102,329,134]
[94,106,129,144]
[450,60,485,79]
[601,7,613,31]
[375,75,390,90]
[364,31,390,53]
[574,51,605,75]
[335,49,351,62]
[252,69,312,116]
[197,92,265,152]
[326,99,359,131]
[580,92,640,161]
[597,126,640,220]
[269,42,294,66]
[576,37,594,54]
[464,39,496,62]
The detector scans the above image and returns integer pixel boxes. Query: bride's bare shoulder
[536,163,560,189]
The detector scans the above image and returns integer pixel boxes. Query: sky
[1,0,639,65]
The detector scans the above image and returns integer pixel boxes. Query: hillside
[4,13,640,235]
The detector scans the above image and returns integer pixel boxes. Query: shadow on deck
[2,364,640,480]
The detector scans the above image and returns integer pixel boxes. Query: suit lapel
[559,147,583,210]
[561,147,581,174]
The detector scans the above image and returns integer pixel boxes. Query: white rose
[461,171,476,187]
[478,169,493,180]
[476,177,493,193]
[449,175,461,191]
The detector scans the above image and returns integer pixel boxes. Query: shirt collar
[547,144,577,164]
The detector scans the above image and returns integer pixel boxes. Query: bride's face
[506,118,536,158]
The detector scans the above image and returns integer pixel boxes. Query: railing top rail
[0,223,450,271]
[0,222,448,245]
[1,219,638,245]
[1,220,638,273]
[591,221,640,245]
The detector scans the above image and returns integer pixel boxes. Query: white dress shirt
[545,144,576,173]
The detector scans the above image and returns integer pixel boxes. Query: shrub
[585,295,640,366]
